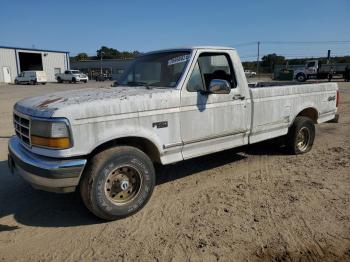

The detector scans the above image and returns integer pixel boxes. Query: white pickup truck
[8,46,339,220]
[56,70,88,83]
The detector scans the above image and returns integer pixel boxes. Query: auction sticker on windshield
[168,55,191,66]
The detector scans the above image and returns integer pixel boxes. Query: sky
[1,0,349,61]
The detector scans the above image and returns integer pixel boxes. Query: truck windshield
[118,51,191,88]
[307,62,316,67]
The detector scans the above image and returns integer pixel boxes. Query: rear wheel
[287,116,315,154]
[14,79,19,85]
[72,77,76,83]
[30,80,36,85]
[80,146,155,220]
[57,77,62,83]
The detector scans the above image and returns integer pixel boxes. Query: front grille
[13,112,31,147]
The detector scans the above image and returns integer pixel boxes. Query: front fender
[81,124,165,157]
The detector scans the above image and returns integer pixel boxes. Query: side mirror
[208,79,231,94]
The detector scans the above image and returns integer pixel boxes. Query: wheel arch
[291,107,319,126]
[88,136,161,163]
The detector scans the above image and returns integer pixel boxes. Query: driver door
[180,51,248,159]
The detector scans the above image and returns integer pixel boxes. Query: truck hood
[14,85,179,121]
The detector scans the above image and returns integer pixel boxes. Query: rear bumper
[8,136,87,193]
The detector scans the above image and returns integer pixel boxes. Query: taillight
[336,90,340,107]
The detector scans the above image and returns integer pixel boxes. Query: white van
[15,71,47,85]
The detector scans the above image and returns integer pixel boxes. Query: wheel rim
[296,127,310,152]
[104,165,142,205]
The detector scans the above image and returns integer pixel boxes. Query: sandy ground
[0,81,349,261]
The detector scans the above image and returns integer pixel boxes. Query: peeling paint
[36,97,67,109]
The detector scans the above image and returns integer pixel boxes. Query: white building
[0,46,70,83]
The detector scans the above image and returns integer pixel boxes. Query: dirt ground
[0,81,349,261]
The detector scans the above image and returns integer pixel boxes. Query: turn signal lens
[31,136,71,149]
[30,118,72,149]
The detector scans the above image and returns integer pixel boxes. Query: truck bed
[248,82,338,144]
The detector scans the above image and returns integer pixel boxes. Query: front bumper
[76,76,88,82]
[8,136,87,193]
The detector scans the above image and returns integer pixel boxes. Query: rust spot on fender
[36,97,67,109]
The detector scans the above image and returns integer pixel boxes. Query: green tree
[96,46,141,59]
[75,53,89,61]
[97,46,121,59]
[261,53,285,72]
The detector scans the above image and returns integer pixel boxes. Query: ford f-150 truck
[56,70,88,83]
[8,46,339,220]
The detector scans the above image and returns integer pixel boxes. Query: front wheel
[80,146,155,220]
[287,116,315,154]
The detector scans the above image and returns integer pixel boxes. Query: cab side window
[187,53,236,92]
[198,53,236,89]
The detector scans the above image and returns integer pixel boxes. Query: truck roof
[146,46,236,54]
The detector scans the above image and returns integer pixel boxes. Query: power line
[233,41,257,47]
[262,40,350,45]
[235,40,350,46]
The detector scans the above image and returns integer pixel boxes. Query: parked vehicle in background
[244,69,257,77]
[294,60,350,82]
[95,73,112,81]
[8,46,339,220]
[56,70,88,83]
[14,71,47,85]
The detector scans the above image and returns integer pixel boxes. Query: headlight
[31,119,72,149]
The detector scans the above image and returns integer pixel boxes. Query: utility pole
[257,41,260,77]
[100,51,105,75]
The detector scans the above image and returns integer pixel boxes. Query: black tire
[57,77,62,83]
[42,82,46,85]
[30,80,36,85]
[83,80,87,83]
[14,79,19,85]
[72,77,76,83]
[287,116,315,154]
[80,146,155,220]
[296,73,306,82]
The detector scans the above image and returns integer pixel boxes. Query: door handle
[233,94,245,100]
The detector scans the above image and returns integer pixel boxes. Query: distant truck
[14,71,47,85]
[244,70,257,78]
[56,70,88,83]
[294,60,350,82]
[95,73,113,81]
